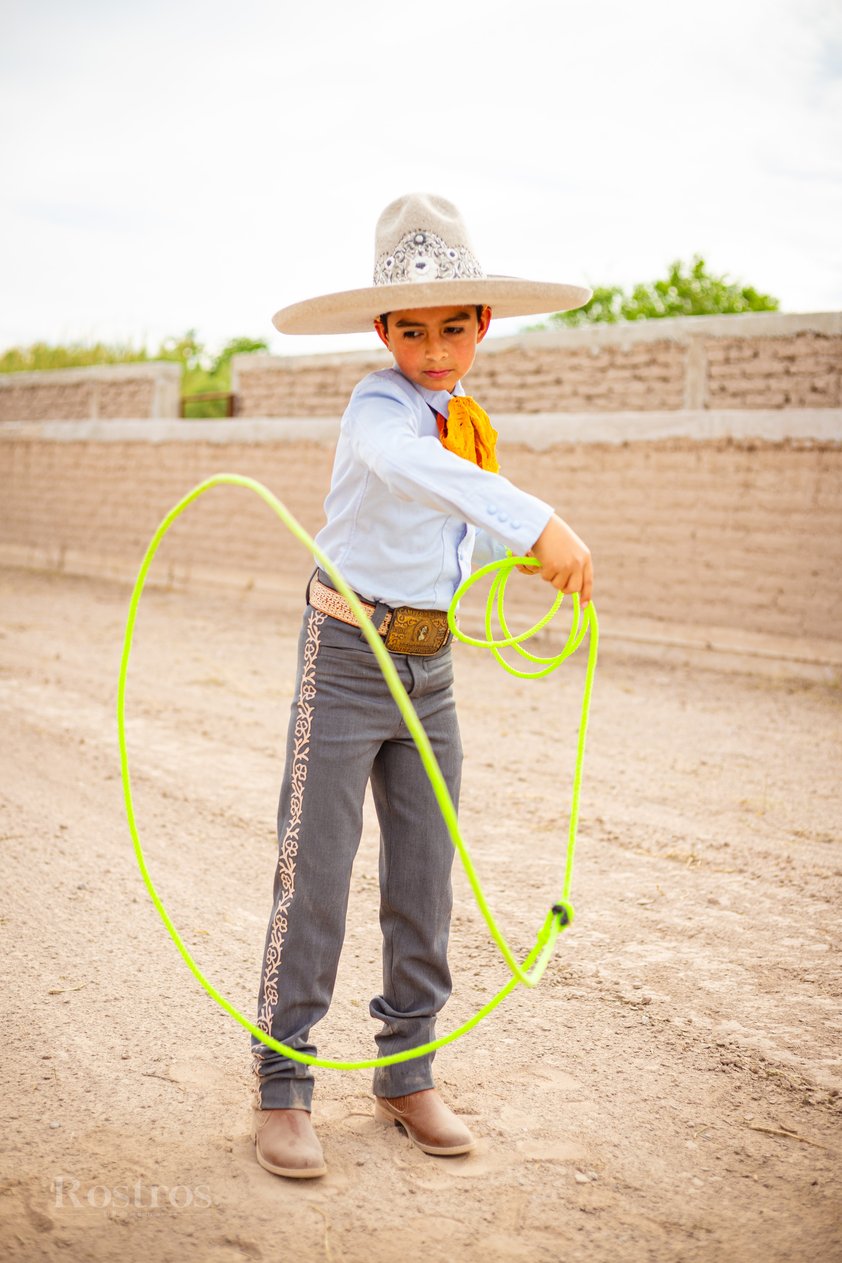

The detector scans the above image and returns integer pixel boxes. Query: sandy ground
[0,564,840,1263]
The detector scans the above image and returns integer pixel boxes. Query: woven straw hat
[272,192,591,335]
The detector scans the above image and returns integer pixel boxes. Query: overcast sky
[2,0,840,358]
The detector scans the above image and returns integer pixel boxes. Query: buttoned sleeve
[345,374,553,555]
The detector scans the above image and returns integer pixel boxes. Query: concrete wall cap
[2,408,839,447]
[0,361,182,387]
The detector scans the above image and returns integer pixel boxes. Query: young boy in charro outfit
[251,192,593,1178]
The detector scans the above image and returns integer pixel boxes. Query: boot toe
[374,1089,476,1156]
[253,1108,327,1178]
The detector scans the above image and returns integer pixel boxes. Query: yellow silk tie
[436,395,500,473]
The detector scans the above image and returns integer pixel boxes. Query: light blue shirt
[314,366,554,610]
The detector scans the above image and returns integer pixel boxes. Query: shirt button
[486,505,497,515]
[510,520,521,530]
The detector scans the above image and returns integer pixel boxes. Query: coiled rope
[117,474,598,1070]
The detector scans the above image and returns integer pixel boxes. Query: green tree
[543,256,779,328]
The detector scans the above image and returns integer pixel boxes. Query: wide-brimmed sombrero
[272,192,592,335]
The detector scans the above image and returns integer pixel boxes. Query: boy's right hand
[530,513,594,607]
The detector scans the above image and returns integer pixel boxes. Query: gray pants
[251,604,462,1109]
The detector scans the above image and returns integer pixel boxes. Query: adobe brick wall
[2,429,840,670]
[233,312,842,417]
[464,337,686,413]
[704,332,841,409]
[0,362,181,422]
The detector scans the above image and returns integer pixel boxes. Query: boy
[252,193,593,1178]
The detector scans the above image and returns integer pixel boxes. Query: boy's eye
[401,330,422,340]
[444,326,465,335]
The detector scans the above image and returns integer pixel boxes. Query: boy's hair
[378,305,485,332]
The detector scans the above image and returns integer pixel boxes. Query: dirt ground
[0,564,840,1263]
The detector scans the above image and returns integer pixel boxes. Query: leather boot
[374,1089,475,1156]
[253,1108,327,1178]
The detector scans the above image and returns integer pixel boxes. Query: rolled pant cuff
[254,1077,314,1112]
[371,1060,436,1100]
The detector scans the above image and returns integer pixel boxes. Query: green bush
[0,331,270,418]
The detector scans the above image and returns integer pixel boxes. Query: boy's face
[374,305,491,393]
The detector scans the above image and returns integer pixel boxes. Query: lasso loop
[117,475,598,1070]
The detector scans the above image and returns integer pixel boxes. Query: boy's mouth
[424,369,452,379]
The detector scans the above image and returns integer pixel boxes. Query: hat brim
[272,277,592,335]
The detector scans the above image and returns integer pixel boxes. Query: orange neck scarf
[436,395,499,473]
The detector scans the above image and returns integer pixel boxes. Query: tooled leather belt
[308,574,452,656]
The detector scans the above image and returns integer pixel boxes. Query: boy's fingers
[581,559,594,606]
[538,562,563,587]
[541,566,575,592]
[571,565,593,605]
[539,560,594,603]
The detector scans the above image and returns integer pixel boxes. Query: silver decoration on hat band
[373,229,484,286]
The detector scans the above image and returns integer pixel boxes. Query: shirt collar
[394,368,466,413]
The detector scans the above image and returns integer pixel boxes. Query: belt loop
[356,600,391,643]
[306,568,318,606]
[373,600,392,632]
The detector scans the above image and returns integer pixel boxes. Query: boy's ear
[374,317,390,350]
[476,305,492,344]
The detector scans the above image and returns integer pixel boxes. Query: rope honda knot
[551,901,574,928]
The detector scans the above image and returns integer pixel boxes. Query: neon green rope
[117,474,598,1070]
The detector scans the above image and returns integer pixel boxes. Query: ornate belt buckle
[383,606,450,656]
